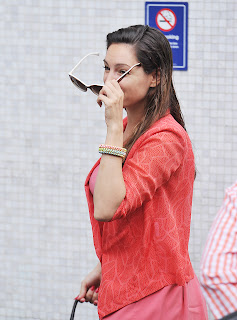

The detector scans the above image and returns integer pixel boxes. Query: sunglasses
[68,52,141,96]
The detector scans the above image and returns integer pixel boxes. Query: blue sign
[145,2,188,70]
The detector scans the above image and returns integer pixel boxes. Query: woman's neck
[123,106,145,143]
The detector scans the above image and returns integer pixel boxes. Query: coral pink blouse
[85,114,196,319]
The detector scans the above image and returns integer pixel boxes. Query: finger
[99,80,124,106]
[110,79,124,93]
[76,281,89,302]
[93,296,98,306]
[105,79,123,96]
[85,286,96,303]
[96,85,111,107]
[100,83,115,99]
[91,290,99,305]
[97,97,102,108]
[75,295,85,303]
[97,93,110,107]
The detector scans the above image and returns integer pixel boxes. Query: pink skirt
[103,275,208,320]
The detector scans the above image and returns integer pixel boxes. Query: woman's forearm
[93,126,126,221]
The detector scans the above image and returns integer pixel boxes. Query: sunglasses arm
[69,52,100,75]
[116,62,141,83]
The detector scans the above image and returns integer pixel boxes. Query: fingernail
[95,287,99,293]
[90,286,95,291]
[75,295,80,300]
[94,300,98,305]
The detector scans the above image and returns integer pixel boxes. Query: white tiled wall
[1,0,236,319]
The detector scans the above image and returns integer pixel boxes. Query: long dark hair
[106,25,186,155]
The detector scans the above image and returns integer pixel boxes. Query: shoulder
[138,114,190,149]
[150,114,187,136]
[226,181,237,193]
[124,114,193,164]
[225,181,237,204]
[123,114,186,137]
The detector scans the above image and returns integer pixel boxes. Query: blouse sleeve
[111,129,186,221]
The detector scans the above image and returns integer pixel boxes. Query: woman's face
[103,43,155,110]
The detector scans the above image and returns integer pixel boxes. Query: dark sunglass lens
[69,75,87,92]
[90,85,103,96]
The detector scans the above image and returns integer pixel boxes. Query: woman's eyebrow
[103,59,130,68]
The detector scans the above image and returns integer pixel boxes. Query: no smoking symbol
[156,8,177,32]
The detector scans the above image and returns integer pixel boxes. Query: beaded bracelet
[99,144,127,159]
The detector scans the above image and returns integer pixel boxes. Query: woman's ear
[150,69,160,87]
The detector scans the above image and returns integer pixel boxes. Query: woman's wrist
[105,123,123,147]
[95,262,102,277]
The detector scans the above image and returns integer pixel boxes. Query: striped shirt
[200,181,237,319]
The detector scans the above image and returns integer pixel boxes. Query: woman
[76,25,207,319]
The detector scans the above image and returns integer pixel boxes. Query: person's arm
[96,135,186,225]
[93,80,126,221]
[200,183,237,319]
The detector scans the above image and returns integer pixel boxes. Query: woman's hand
[75,262,101,306]
[97,79,124,131]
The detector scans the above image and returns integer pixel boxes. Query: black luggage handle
[70,299,79,320]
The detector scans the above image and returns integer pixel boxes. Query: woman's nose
[104,71,117,83]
